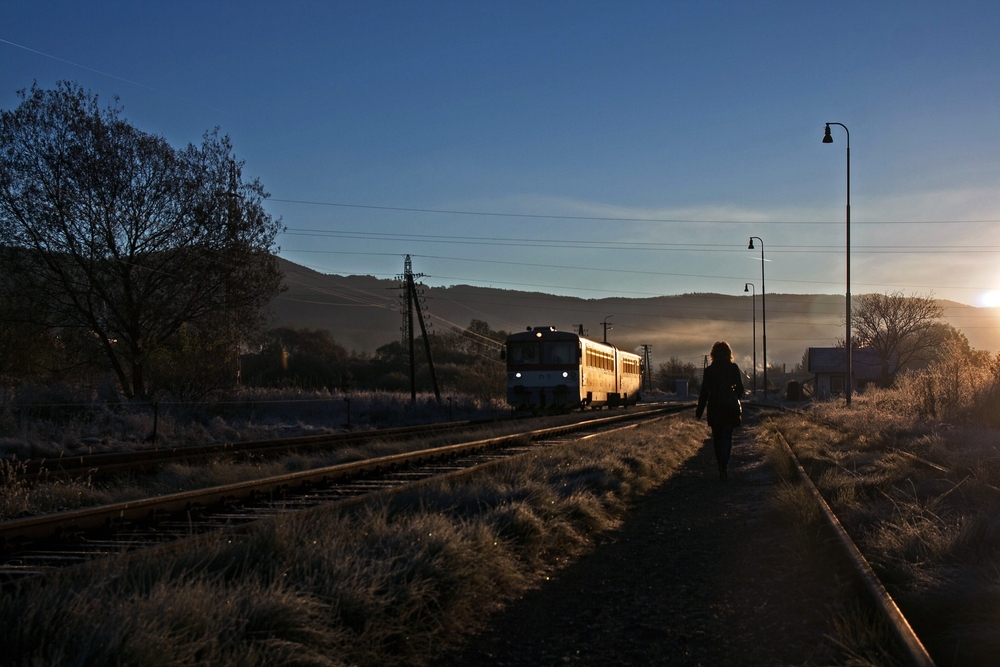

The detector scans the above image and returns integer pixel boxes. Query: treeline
[241,319,509,401]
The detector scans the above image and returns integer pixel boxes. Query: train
[501,326,643,410]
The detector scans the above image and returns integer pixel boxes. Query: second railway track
[0,403,692,583]
[11,402,679,484]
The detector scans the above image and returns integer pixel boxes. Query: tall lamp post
[823,122,852,406]
[744,282,757,397]
[748,237,766,397]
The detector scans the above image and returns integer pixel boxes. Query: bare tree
[0,82,283,398]
[851,291,946,385]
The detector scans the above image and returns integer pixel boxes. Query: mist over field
[271,258,1000,369]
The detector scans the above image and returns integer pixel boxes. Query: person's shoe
[720,470,728,482]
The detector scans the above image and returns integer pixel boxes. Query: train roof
[505,326,638,357]
[505,326,577,343]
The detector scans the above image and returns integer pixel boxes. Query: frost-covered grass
[761,408,1000,666]
[0,386,509,461]
[1,418,705,667]
[0,410,592,520]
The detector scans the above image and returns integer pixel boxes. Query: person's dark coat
[696,360,745,428]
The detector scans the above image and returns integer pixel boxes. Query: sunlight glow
[976,291,1000,308]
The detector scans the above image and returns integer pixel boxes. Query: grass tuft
[822,601,906,667]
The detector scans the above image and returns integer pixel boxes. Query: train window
[507,343,539,365]
[543,342,576,365]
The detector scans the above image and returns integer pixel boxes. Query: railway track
[11,416,513,484]
[0,403,691,583]
[12,402,677,484]
[770,420,936,667]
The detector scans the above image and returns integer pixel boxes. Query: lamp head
[748,238,755,250]
[822,124,833,143]
[744,283,749,293]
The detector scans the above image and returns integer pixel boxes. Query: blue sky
[4,1,1000,308]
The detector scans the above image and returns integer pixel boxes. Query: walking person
[695,341,746,481]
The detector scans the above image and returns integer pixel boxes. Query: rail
[773,426,936,667]
[0,405,692,576]
[12,402,681,483]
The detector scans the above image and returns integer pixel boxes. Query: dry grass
[0,410,602,520]
[0,387,512,461]
[0,417,705,666]
[763,406,1000,666]
[820,601,905,667]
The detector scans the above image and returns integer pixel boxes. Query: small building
[808,347,883,398]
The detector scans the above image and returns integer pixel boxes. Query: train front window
[543,341,576,365]
[507,343,539,365]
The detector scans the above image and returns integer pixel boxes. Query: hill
[269,258,1000,369]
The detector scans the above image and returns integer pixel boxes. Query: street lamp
[823,122,852,406]
[748,237,766,398]
[744,282,757,397]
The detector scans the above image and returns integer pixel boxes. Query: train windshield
[507,342,539,365]
[543,341,577,365]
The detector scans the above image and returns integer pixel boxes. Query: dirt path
[435,421,862,666]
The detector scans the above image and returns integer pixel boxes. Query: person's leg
[712,426,734,480]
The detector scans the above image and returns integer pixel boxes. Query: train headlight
[562,372,569,378]
[515,372,522,378]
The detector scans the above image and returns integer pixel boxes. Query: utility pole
[408,270,440,404]
[602,315,613,343]
[397,255,441,404]
[640,345,653,391]
[400,261,415,402]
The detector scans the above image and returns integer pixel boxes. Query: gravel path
[435,420,862,666]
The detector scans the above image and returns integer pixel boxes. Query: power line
[0,38,224,113]
[282,228,1000,254]
[268,198,1000,225]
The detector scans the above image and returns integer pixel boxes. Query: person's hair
[710,341,733,363]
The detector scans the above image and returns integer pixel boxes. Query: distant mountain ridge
[270,258,1000,369]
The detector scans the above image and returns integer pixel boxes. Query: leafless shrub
[819,340,1000,430]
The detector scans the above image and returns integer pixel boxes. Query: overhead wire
[269,198,1000,225]
[281,228,1000,254]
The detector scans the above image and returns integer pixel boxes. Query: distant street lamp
[748,237,766,397]
[744,282,757,397]
[823,122,852,406]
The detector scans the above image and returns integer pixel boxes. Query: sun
[976,291,1000,308]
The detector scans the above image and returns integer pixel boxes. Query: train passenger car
[502,326,642,410]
